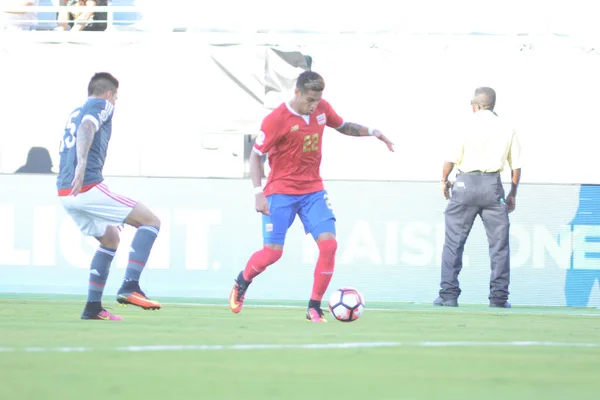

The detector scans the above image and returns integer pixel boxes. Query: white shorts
[59,182,137,237]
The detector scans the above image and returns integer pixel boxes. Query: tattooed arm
[335,122,395,152]
[76,120,97,167]
[335,122,374,137]
[70,119,97,196]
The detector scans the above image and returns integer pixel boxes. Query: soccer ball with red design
[328,287,365,322]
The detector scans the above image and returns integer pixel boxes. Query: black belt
[459,170,500,175]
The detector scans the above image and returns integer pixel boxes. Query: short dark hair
[296,71,325,93]
[88,72,119,96]
[472,87,496,110]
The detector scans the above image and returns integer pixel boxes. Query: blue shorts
[262,190,336,245]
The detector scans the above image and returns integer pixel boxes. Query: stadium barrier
[1,174,598,307]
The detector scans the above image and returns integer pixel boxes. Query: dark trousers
[439,172,511,303]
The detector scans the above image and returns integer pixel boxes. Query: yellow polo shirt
[447,110,523,172]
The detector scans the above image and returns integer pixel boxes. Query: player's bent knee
[126,202,161,229]
[149,214,161,229]
[317,239,338,262]
[98,225,120,249]
[263,246,284,264]
[316,232,336,242]
[264,243,284,251]
[311,219,337,241]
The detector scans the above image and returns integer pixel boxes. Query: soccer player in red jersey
[229,71,394,322]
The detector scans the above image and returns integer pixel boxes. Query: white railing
[1,5,139,30]
[0,4,437,46]
[0,4,407,34]
[4,4,591,37]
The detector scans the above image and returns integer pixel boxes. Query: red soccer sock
[242,247,283,282]
[310,239,338,302]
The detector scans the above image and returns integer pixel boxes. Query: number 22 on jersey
[59,110,80,153]
[303,133,319,153]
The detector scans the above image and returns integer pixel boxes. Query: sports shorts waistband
[57,181,101,196]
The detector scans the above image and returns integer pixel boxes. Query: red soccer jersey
[253,99,344,196]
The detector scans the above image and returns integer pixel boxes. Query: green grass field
[1,294,600,400]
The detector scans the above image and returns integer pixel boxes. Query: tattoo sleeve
[336,122,367,137]
[75,119,97,166]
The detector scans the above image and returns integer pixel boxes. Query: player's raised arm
[335,122,395,152]
[70,119,98,196]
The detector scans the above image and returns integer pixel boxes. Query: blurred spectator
[36,0,60,31]
[14,147,55,174]
[111,0,141,29]
[3,0,39,31]
[56,0,107,31]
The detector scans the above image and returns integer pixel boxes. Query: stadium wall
[1,174,599,307]
[1,35,600,184]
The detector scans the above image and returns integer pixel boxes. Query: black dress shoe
[489,301,511,308]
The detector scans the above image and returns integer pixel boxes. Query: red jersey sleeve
[253,111,283,155]
[323,99,344,129]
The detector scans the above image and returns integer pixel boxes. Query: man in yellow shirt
[434,87,522,308]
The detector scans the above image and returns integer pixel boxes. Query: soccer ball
[328,287,365,322]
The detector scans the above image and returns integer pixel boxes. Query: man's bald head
[471,87,496,111]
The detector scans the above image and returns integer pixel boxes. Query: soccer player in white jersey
[57,72,162,321]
